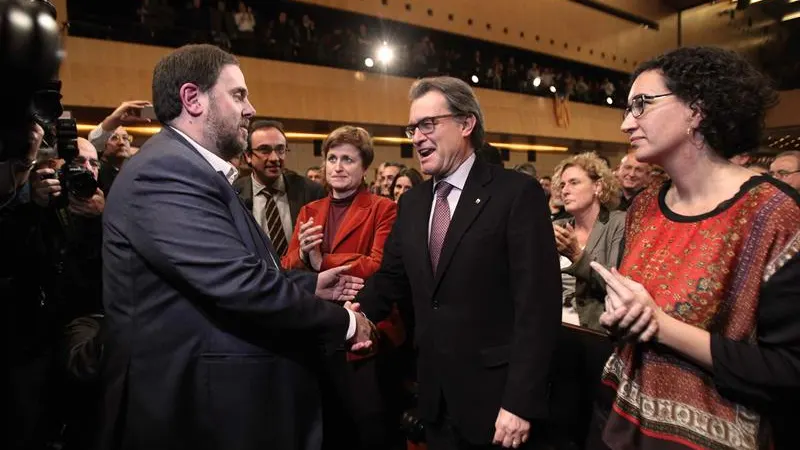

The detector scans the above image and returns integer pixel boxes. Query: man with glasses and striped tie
[234,120,325,257]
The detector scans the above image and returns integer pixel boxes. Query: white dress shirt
[251,173,293,242]
[428,152,476,238]
[171,126,356,340]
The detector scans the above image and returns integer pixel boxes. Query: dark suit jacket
[556,208,626,331]
[100,127,350,450]
[233,170,325,232]
[357,157,562,444]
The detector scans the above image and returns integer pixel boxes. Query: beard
[207,97,247,161]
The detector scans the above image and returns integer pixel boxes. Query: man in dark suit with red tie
[233,120,325,257]
[356,77,562,450]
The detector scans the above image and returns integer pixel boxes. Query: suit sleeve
[355,196,412,323]
[320,201,398,279]
[281,205,310,270]
[126,162,349,343]
[711,251,800,411]
[503,179,562,420]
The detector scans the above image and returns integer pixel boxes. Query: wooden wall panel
[60,37,630,144]
[766,89,800,129]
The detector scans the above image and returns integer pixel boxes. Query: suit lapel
[433,159,492,290]
[583,208,610,258]
[235,176,254,211]
[284,173,303,230]
[331,190,371,251]
[413,179,436,286]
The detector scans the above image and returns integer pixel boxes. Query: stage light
[606,97,613,105]
[549,86,556,93]
[364,57,374,68]
[471,75,479,84]
[377,44,394,64]
[533,77,541,87]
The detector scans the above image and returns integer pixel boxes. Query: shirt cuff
[88,125,113,155]
[345,308,356,341]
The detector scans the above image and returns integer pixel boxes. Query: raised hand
[315,265,364,302]
[591,261,659,342]
[553,223,582,262]
[297,218,323,270]
[102,100,153,130]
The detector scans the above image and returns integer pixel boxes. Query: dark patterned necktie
[261,189,288,257]
[429,181,454,273]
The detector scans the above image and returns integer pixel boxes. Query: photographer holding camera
[31,137,106,449]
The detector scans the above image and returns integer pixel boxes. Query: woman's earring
[686,127,692,136]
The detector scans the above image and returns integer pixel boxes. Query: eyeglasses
[623,93,674,119]
[768,169,800,179]
[72,156,101,169]
[252,144,289,156]
[404,114,464,139]
[109,134,133,144]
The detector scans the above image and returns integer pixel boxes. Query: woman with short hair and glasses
[588,47,800,449]
[281,126,405,450]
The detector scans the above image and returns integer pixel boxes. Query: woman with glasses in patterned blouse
[588,47,800,450]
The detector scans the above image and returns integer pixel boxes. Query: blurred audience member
[769,150,800,191]
[615,152,650,211]
[378,161,405,198]
[306,165,323,184]
[552,152,623,331]
[389,167,423,202]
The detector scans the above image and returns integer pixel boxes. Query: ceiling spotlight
[606,97,613,105]
[471,75,479,84]
[377,44,394,64]
[364,57,374,68]
[549,86,557,93]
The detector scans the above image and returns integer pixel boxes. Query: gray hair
[409,76,485,150]
[513,163,538,179]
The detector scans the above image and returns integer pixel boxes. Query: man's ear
[460,114,477,138]
[179,83,204,117]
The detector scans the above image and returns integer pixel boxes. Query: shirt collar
[434,152,476,192]
[169,126,238,185]
[251,172,286,196]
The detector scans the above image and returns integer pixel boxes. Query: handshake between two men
[314,264,377,352]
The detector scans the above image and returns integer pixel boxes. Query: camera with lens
[34,84,97,207]
[0,0,63,164]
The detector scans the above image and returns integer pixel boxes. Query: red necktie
[429,181,454,273]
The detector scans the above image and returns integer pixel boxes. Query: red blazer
[281,190,404,356]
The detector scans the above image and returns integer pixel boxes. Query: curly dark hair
[630,46,778,158]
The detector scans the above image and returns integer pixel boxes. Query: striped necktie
[261,189,288,257]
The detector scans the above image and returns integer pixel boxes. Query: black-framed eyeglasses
[623,93,674,119]
[404,114,464,139]
[768,169,800,179]
[72,156,101,169]
[252,144,289,156]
